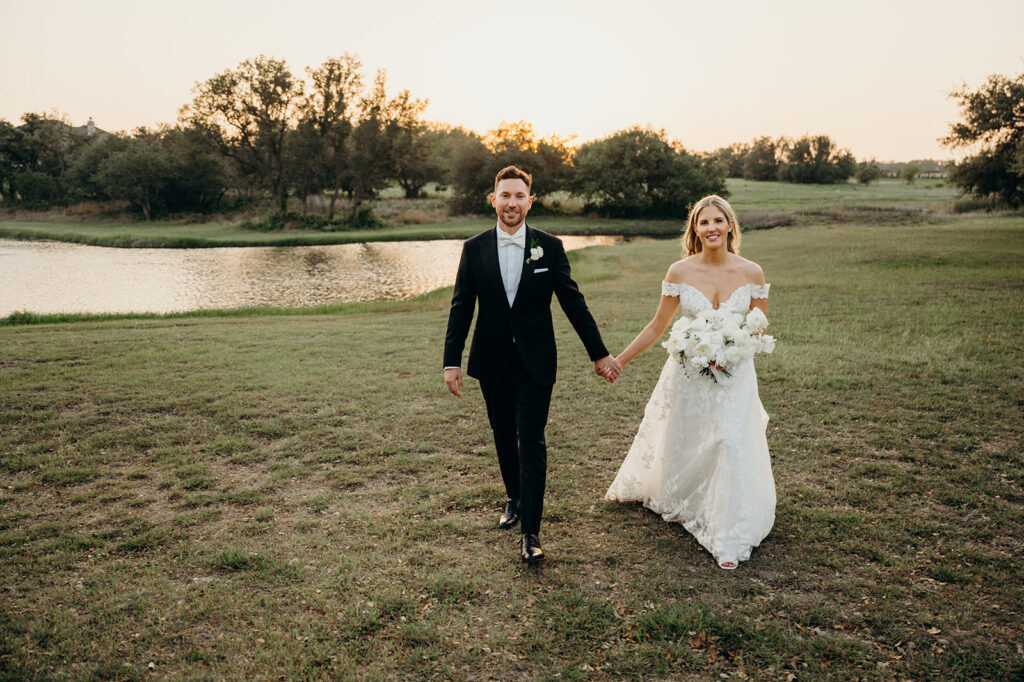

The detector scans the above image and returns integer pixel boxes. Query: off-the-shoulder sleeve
[661,281,684,297]
[748,283,770,299]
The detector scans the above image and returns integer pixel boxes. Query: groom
[443,166,620,563]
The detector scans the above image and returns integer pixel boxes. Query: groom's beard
[499,208,525,230]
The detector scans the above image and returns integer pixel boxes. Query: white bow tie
[497,229,525,249]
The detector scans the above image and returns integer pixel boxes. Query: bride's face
[695,206,730,250]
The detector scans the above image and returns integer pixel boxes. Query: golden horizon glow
[1,0,1022,161]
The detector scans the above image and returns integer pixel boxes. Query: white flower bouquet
[662,307,776,383]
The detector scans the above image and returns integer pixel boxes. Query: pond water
[0,236,618,316]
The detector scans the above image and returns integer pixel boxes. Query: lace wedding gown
[605,282,775,567]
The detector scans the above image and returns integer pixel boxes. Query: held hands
[447,358,621,393]
[594,355,622,383]
[444,368,463,397]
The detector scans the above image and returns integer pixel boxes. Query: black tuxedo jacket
[443,225,608,386]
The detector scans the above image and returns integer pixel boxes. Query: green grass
[726,176,959,213]
[0,215,1022,678]
[0,177,964,248]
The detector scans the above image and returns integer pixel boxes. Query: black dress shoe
[521,533,544,563]
[499,499,520,530]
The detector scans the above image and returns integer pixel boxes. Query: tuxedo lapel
[478,228,510,311]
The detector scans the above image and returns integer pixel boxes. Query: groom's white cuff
[444,366,459,370]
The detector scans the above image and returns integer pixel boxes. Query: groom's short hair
[494,166,532,192]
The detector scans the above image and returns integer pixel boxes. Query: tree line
[1,58,1020,222]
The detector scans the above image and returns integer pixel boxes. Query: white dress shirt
[496,223,526,307]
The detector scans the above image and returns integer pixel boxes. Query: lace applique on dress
[661,281,686,297]
[747,283,770,299]
[662,282,771,317]
[663,281,770,299]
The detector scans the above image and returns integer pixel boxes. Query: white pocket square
[533,267,549,273]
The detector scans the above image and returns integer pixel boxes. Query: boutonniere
[526,239,544,265]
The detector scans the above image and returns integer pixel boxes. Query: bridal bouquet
[663,307,776,383]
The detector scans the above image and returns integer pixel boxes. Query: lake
[0,236,618,316]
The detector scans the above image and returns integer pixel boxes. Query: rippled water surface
[0,236,617,316]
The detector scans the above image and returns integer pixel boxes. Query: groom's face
[491,178,533,231]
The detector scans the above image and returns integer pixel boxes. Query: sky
[1,0,1021,161]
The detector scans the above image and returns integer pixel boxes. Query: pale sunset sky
[1,0,1021,161]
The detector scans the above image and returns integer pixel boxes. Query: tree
[485,120,537,156]
[573,127,727,217]
[347,70,427,223]
[711,143,748,178]
[483,120,573,198]
[285,121,329,214]
[7,111,89,204]
[742,137,780,181]
[160,126,232,213]
[777,135,855,184]
[943,71,1024,207]
[19,111,86,183]
[67,133,130,200]
[444,128,495,214]
[901,163,919,185]
[180,55,302,215]
[0,119,31,202]
[302,54,363,216]
[856,159,882,185]
[96,137,172,220]
[11,171,62,205]
[392,125,445,199]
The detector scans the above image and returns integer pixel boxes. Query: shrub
[857,160,882,185]
[572,127,727,218]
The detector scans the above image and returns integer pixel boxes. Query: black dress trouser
[478,360,553,537]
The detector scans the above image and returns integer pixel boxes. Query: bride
[605,195,775,570]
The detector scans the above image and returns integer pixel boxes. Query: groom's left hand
[594,355,621,383]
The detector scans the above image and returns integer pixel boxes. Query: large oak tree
[181,55,301,215]
[943,71,1024,207]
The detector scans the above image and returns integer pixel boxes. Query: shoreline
[0,178,965,249]
[0,216,683,249]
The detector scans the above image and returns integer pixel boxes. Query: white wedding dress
[605,282,775,567]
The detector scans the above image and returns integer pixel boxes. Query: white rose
[530,246,544,261]
[672,316,692,332]
[745,308,768,331]
[724,346,745,365]
[734,333,756,353]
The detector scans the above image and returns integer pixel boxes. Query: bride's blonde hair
[682,195,741,256]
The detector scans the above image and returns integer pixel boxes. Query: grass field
[0,178,963,249]
[723,177,957,213]
[1,213,1022,679]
